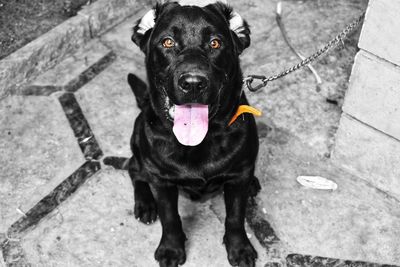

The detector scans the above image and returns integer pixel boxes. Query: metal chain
[244,11,366,92]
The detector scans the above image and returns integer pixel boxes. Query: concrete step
[26,40,115,95]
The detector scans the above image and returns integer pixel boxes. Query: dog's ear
[131,2,178,52]
[229,11,251,54]
[131,8,156,52]
[206,2,251,54]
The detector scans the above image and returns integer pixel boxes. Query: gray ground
[3,0,400,266]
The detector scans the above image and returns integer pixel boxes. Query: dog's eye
[162,38,175,48]
[210,39,221,49]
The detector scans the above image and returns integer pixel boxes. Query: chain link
[245,12,366,92]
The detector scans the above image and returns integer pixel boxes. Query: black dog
[127,1,260,266]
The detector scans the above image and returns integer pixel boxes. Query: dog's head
[131,1,250,146]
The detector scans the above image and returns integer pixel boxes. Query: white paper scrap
[296,175,338,190]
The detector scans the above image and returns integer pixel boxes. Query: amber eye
[210,39,221,49]
[162,38,175,48]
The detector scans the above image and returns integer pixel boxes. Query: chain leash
[244,12,366,92]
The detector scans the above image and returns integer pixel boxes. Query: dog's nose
[178,73,208,93]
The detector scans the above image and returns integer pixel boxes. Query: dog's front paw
[224,232,257,267]
[155,236,186,267]
[134,198,157,224]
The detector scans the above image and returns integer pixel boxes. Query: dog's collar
[228,105,262,126]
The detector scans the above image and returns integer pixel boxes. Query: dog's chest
[136,117,257,190]
[164,143,230,177]
[147,134,239,181]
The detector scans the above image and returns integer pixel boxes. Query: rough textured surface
[100,14,146,63]
[359,0,400,66]
[0,247,5,267]
[20,168,264,267]
[2,240,29,267]
[332,114,400,201]
[59,93,103,160]
[286,254,398,267]
[343,51,400,141]
[0,15,91,99]
[255,127,400,265]
[0,0,144,100]
[0,96,85,233]
[0,0,92,61]
[79,0,147,37]
[2,163,100,266]
[27,41,114,95]
[3,0,395,266]
[7,161,100,238]
[75,58,142,157]
[235,0,366,157]
[336,0,400,208]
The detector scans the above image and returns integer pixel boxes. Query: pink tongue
[173,104,209,146]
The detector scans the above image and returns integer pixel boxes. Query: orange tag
[228,105,262,126]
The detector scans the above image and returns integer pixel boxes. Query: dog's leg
[152,185,186,267]
[223,181,257,267]
[134,181,158,224]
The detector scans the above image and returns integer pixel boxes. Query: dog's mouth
[171,104,209,146]
[162,89,221,146]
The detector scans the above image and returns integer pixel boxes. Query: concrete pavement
[2,0,399,266]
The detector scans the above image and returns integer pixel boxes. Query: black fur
[128,2,259,267]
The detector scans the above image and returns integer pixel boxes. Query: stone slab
[332,114,400,201]
[343,51,400,141]
[7,161,100,238]
[0,96,85,233]
[2,240,29,266]
[75,57,144,157]
[21,168,236,267]
[0,15,91,99]
[255,128,400,265]
[100,14,147,63]
[79,0,147,37]
[27,41,114,95]
[359,0,400,67]
[0,247,5,267]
